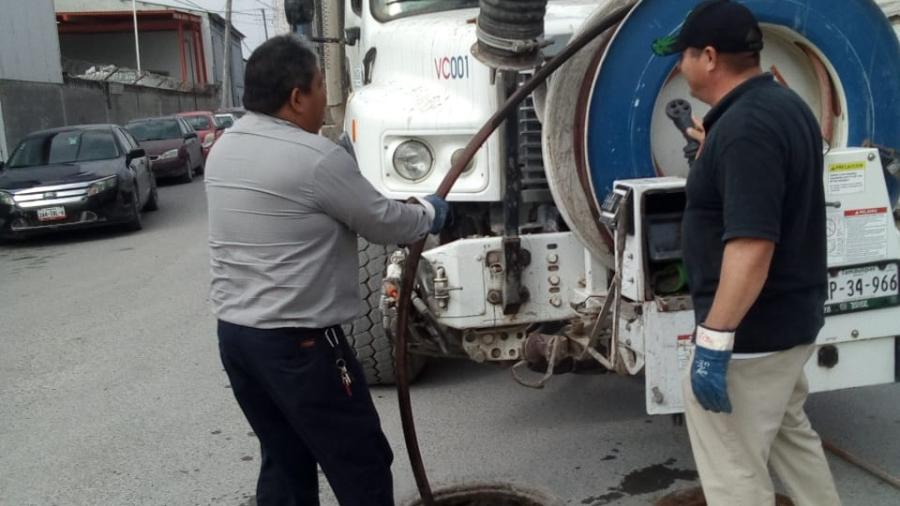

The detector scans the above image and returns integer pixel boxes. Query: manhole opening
[406,483,557,506]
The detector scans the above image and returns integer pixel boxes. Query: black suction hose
[394,5,633,505]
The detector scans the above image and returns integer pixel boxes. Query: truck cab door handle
[344,27,360,46]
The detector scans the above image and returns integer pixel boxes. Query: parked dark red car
[177,111,224,159]
[126,116,204,183]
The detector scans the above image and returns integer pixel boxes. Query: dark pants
[217,320,394,506]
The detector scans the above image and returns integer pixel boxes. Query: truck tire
[343,238,426,385]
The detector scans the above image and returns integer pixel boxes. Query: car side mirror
[126,148,146,163]
[184,132,198,140]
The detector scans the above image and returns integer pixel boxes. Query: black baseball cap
[652,0,764,57]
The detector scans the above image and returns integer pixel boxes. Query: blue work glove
[690,324,735,414]
[423,194,449,235]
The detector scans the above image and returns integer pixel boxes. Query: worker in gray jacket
[206,35,448,506]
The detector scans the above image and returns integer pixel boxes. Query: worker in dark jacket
[206,35,448,506]
[653,2,840,505]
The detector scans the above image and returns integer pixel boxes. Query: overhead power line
[165,0,207,11]
[150,0,273,17]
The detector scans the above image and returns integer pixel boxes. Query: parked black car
[0,124,156,238]
[126,116,204,183]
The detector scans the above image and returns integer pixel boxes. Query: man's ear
[703,46,718,73]
[288,87,305,114]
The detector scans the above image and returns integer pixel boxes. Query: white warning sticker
[676,334,694,372]
[827,161,866,195]
[830,207,890,264]
[826,209,846,264]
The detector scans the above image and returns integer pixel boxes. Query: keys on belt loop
[336,358,353,397]
[324,327,340,349]
[325,327,353,397]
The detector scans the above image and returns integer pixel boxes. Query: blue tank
[584,0,900,202]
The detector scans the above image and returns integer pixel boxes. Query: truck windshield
[372,0,479,22]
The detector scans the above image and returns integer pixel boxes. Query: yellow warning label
[828,161,866,172]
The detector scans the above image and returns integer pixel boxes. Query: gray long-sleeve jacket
[206,112,432,329]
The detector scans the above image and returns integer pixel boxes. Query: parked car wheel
[143,179,159,212]
[126,191,143,231]
[180,162,193,184]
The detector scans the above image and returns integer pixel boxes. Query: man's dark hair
[242,35,318,114]
[685,47,761,74]
[718,51,761,74]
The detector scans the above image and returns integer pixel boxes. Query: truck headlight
[392,140,434,181]
[0,191,14,206]
[159,149,180,160]
[86,175,118,196]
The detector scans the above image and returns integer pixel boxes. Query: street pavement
[1,180,898,506]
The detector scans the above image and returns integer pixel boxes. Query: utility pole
[221,0,233,108]
[132,0,142,75]
[261,8,269,40]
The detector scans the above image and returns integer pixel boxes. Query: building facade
[0,0,64,159]
[54,0,244,106]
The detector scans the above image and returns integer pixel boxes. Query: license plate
[825,262,900,315]
[36,206,67,222]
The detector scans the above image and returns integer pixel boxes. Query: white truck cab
[341,0,598,202]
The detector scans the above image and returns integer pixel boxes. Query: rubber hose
[478,0,548,40]
[394,5,634,505]
[822,439,900,490]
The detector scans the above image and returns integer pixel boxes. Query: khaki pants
[682,344,841,506]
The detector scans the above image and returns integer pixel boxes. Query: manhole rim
[401,480,564,506]
[656,486,795,506]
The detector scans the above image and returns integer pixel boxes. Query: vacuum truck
[286,0,900,415]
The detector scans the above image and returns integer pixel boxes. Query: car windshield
[6,130,120,169]
[183,115,212,131]
[127,120,182,142]
[214,115,234,129]
[371,0,479,21]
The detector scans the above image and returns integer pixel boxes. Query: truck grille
[517,74,552,203]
